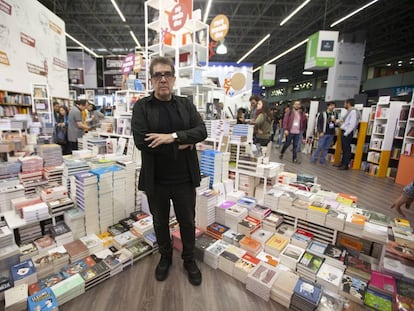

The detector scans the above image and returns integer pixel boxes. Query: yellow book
[97,231,114,247]
[308,202,329,213]
[265,234,288,251]
[394,218,411,229]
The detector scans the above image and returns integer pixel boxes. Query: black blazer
[132,93,207,194]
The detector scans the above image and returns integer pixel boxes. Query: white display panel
[0,0,69,98]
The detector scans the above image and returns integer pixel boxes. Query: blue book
[293,278,322,305]
[27,287,58,311]
[11,258,36,282]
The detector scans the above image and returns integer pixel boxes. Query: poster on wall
[0,0,69,98]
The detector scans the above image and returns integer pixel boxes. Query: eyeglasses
[151,71,174,81]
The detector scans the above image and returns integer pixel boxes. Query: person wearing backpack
[335,99,360,170]
[311,102,338,164]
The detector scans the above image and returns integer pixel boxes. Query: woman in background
[86,102,105,130]
[56,105,71,155]
[254,99,273,147]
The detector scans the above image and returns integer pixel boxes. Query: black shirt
[153,97,191,184]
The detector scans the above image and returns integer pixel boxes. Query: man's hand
[284,130,289,136]
[319,132,324,137]
[178,144,193,150]
[390,192,414,217]
[145,133,175,148]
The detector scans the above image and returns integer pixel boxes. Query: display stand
[31,83,52,128]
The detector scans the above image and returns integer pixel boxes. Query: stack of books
[215,200,236,225]
[231,123,254,142]
[38,144,63,167]
[19,242,38,262]
[290,198,309,218]
[194,233,217,262]
[64,208,86,239]
[92,248,123,277]
[126,239,153,263]
[291,229,313,249]
[111,165,127,223]
[50,273,85,306]
[224,205,248,232]
[48,245,70,273]
[344,211,367,236]
[62,159,90,198]
[196,174,210,194]
[75,172,100,235]
[11,193,40,218]
[317,289,345,311]
[113,231,139,250]
[222,229,245,247]
[218,245,246,277]
[206,222,230,240]
[116,160,137,216]
[307,202,330,225]
[63,239,89,263]
[32,253,54,279]
[251,229,273,247]
[395,279,414,311]
[345,256,371,282]
[143,231,158,252]
[340,273,367,305]
[246,261,279,301]
[61,256,96,279]
[0,225,14,249]
[81,260,111,291]
[316,262,345,293]
[132,217,153,236]
[257,250,279,267]
[10,259,38,286]
[196,190,218,230]
[80,233,104,255]
[204,239,229,269]
[270,268,299,308]
[200,150,223,188]
[107,223,128,236]
[90,168,114,233]
[262,212,283,232]
[31,272,65,294]
[263,189,284,212]
[325,209,346,231]
[249,204,271,220]
[367,270,396,302]
[27,287,58,311]
[280,244,305,270]
[22,202,49,222]
[4,283,28,311]
[34,235,56,255]
[119,216,136,230]
[233,253,260,283]
[277,190,298,214]
[324,244,347,269]
[47,197,75,217]
[297,251,324,283]
[290,278,322,311]
[43,165,64,187]
[264,234,288,257]
[275,223,296,240]
[238,215,261,237]
[362,222,388,244]
[0,184,25,213]
[97,231,114,248]
[112,247,133,269]
[40,185,67,202]
[50,222,73,246]
[239,236,262,257]
[307,240,328,257]
[236,196,257,210]
[364,288,393,311]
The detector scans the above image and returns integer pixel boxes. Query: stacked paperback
[262,212,283,232]
[4,283,28,311]
[280,244,305,270]
[233,253,260,284]
[270,268,299,308]
[218,245,246,277]
[265,234,288,257]
[246,261,279,301]
[50,222,73,245]
[63,239,89,262]
[64,208,86,239]
[196,190,218,230]
[239,236,262,257]
[316,262,345,293]
[291,278,322,311]
[51,273,85,305]
[224,205,248,232]
[297,251,324,283]
[204,239,229,269]
[194,234,217,262]
[10,259,37,286]
[80,233,104,254]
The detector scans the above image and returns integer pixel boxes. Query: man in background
[67,100,89,151]
[312,102,337,164]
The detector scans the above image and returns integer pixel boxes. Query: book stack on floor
[4,283,28,311]
[224,205,248,232]
[62,159,90,198]
[34,235,56,255]
[90,168,114,233]
[27,287,58,311]
[270,268,299,308]
[238,215,261,237]
[172,227,203,252]
[196,189,218,230]
[222,229,245,247]
[111,166,126,223]
[92,248,123,277]
[37,144,63,167]
[43,165,64,187]
[126,239,153,263]
[132,216,153,236]
[80,233,104,255]
[246,261,279,301]
[204,239,230,269]
[32,253,54,279]
[50,222,73,246]
[48,245,70,273]
[81,260,111,291]
[74,172,99,235]
[19,242,38,262]
[63,239,89,263]
[22,202,49,223]
[340,273,368,305]
[113,230,139,251]
[10,259,37,286]
[206,222,230,240]
[262,212,283,232]
[194,233,217,262]
[218,245,246,277]
[239,236,262,257]
[280,244,305,271]
[51,273,85,306]
[316,262,345,293]
[290,278,322,311]
[264,234,288,257]
[0,184,25,213]
[251,229,273,247]
[290,229,313,250]
[116,160,136,216]
[64,208,86,239]
[297,251,324,283]
[364,270,395,311]
[215,200,236,225]
[233,253,260,284]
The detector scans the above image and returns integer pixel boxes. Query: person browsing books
[68,100,89,151]
[391,180,414,217]
[132,56,207,286]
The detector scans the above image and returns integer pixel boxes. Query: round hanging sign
[209,14,229,42]
[168,3,189,31]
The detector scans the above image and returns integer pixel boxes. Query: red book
[369,270,396,296]
[295,229,314,239]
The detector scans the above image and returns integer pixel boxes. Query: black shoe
[333,163,342,167]
[279,153,284,160]
[337,165,348,170]
[155,256,172,281]
[183,260,202,286]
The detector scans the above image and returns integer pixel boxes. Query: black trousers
[146,182,196,262]
[341,130,353,167]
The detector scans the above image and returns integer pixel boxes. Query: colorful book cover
[364,288,393,311]
[293,278,322,305]
[307,240,328,256]
[265,234,288,251]
[396,294,414,311]
[397,279,414,299]
[369,270,396,295]
[62,256,96,278]
[341,274,367,303]
[299,252,324,273]
[346,256,371,278]
[27,287,58,311]
[11,259,36,282]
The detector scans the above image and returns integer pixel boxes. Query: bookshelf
[31,83,52,127]
[114,90,146,116]
[0,90,32,116]
[401,95,414,157]
[366,96,402,177]
[352,107,371,170]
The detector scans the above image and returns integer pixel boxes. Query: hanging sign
[209,14,229,42]
[168,3,190,31]
[305,30,339,70]
[259,64,276,87]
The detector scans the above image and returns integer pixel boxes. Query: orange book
[337,192,358,203]
[351,214,366,225]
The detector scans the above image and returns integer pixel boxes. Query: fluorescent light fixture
[129,31,141,48]
[398,64,402,67]
[262,86,266,89]
[237,34,270,64]
[324,80,328,84]
[280,0,311,26]
[330,0,379,27]
[253,67,261,73]
[263,38,308,66]
[293,86,300,90]
[302,71,313,75]
[111,0,126,22]
[279,78,289,83]
[216,42,227,54]
[398,60,403,63]
[386,63,391,66]
[203,0,213,23]
[65,33,99,58]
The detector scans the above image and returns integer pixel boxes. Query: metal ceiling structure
[38,0,414,86]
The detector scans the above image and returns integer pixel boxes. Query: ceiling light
[260,38,308,67]
[411,58,414,60]
[262,86,266,90]
[129,31,141,48]
[111,0,126,22]
[398,64,402,67]
[330,0,379,27]
[410,61,413,65]
[279,78,289,83]
[386,63,391,66]
[216,42,227,54]
[293,86,300,90]
[398,60,403,63]
[280,0,311,26]
[65,33,99,58]
[324,80,328,83]
[303,71,313,75]
[237,34,270,64]
[203,0,213,23]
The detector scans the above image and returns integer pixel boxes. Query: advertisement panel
[305,31,339,70]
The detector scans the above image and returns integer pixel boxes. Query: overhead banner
[259,64,276,87]
[325,41,366,101]
[304,30,339,70]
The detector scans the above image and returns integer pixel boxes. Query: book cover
[62,256,96,278]
[293,278,322,305]
[307,240,328,256]
[341,274,367,303]
[369,270,396,295]
[346,256,371,280]
[27,286,58,311]
[299,252,324,273]
[38,272,65,289]
[11,259,36,281]
[397,278,414,299]
[108,223,128,236]
[324,244,347,263]
[364,288,393,311]
[265,234,288,251]
[395,294,414,311]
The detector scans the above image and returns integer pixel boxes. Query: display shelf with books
[0,90,32,116]
[114,90,146,115]
[352,107,371,170]
[401,94,414,156]
[365,96,403,177]
[31,83,52,130]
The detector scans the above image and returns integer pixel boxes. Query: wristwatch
[172,132,178,140]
